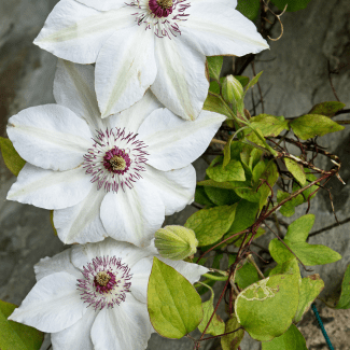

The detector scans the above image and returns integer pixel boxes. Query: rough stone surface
[1,0,350,349]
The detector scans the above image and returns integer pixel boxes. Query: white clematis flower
[9,238,208,350]
[6,60,225,247]
[34,0,268,120]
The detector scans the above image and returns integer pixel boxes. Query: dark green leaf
[277,191,304,217]
[209,81,220,94]
[290,114,345,140]
[227,200,259,234]
[0,137,26,176]
[185,204,238,246]
[207,56,223,81]
[0,300,44,350]
[271,0,312,12]
[235,75,250,87]
[148,257,203,338]
[237,0,260,20]
[309,101,346,117]
[261,324,307,350]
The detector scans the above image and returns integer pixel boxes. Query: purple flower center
[103,147,131,175]
[149,0,173,17]
[83,127,148,193]
[77,256,132,310]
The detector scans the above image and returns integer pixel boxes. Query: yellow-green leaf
[284,158,306,185]
[235,275,299,341]
[185,204,238,246]
[0,137,26,176]
[148,257,203,339]
[290,114,344,140]
[0,300,44,350]
[221,314,244,350]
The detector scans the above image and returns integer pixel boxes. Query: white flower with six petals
[9,238,208,350]
[6,59,225,247]
[34,0,268,120]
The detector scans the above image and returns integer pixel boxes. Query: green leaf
[223,135,235,168]
[221,314,245,350]
[148,257,203,338]
[269,258,300,283]
[250,114,289,137]
[235,275,299,341]
[285,214,315,242]
[198,286,225,336]
[269,238,342,266]
[0,137,26,176]
[204,185,241,206]
[207,56,223,81]
[246,71,263,90]
[261,324,307,350]
[235,75,250,87]
[290,114,345,140]
[336,265,350,309]
[309,101,346,117]
[292,168,319,202]
[294,274,324,322]
[204,93,233,119]
[227,200,259,234]
[207,156,246,182]
[185,204,238,246]
[195,186,215,208]
[0,300,44,350]
[233,227,265,248]
[209,81,220,94]
[277,191,304,217]
[237,0,260,20]
[271,0,312,12]
[236,262,260,290]
[284,158,306,185]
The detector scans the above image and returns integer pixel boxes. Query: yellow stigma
[110,155,126,171]
[96,271,111,286]
[157,0,173,9]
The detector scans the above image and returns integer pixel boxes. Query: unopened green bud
[155,225,198,260]
[222,75,244,103]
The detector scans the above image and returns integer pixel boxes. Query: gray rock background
[1,0,350,349]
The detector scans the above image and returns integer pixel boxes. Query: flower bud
[155,225,198,260]
[222,75,244,103]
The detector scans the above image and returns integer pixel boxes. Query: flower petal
[181,2,268,56]
[151,36,209,121]
[96,25,156,118]
[75,0,126,11]
[106,90,163,133]
[54,59,103,130]
[54,185,106,244]
[34,0,135,64]
[91,294,152,350]
[51,308,97,350]
[100,179,165,248]
[143,164,196,215]
[7,104,92,171]
[158,257,209,284]
[34,249,81,281]
[9,272,86,333]
[129,257,153,304]
[7,164,90,210]
[70,239,154,271]
[138,109,225,171]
